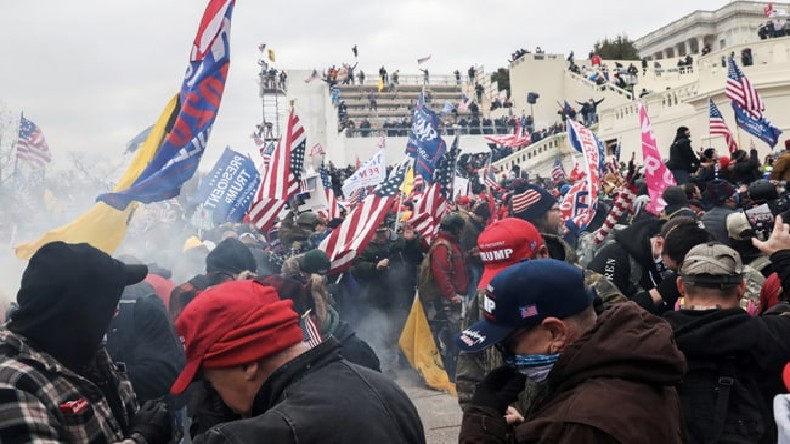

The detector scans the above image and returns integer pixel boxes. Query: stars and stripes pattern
[319,159,409,274]
[484,169,502,190]
[320,165,341,220]
[16,117,52,169]
[726,56,764,117]
[246,108,306,231]
[308,142,325,157]
[436,138,459,198]
[409,138,459,243]
[709,99,738,154]
[511,189,542,214]
[299,311,323,348]
[551,157,566,182]
[483,115,531,148]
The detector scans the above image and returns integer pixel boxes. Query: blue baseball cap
[455,259,594,353]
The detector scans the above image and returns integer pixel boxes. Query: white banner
[341,149,386,197]
[301,174,329,212]
[453,177,470,200]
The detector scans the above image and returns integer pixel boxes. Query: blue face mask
[502,352,561,383]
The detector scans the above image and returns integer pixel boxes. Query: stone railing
[492,132,571,173]
[568,72,634,100]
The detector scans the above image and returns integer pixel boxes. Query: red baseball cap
[457,196,471,205]
[477,218,544,290]
[170,280,304,395]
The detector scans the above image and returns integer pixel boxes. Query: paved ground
[395,371,462,444]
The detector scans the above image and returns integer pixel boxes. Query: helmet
[748,180,779,204]
[439,213,465,232]
[297,212,319,227]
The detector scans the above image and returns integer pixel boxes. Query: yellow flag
[377,76,384,92]
[399,296,457,395]
[15,94,179,260]
[400,164,414,196]
[267,49,276,63]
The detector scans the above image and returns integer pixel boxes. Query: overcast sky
[0,0,733,173]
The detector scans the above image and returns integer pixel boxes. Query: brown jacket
[771,152,790,181]
[459,302,687,444]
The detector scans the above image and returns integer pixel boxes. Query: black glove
[471,365,526,414]
[130,400,172,444]
[656,273,681,308]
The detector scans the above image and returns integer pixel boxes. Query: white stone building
[635,1,790,60]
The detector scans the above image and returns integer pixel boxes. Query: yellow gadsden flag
[377,75,384,92]
[399,163,414,196]
[15,94,179,260]
[399,296,457,395]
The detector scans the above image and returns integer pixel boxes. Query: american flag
[726,56,764,117]
[437,138,459,197]
[484,168,502,191]
[551,156,566,182]
[709,99,738,154]
[299,311,322,348]
[483,115,531,148]
[409,138,458,243]
[319,159,409,274]
[320,165,341,220]
[308,142,325,157]
[413,174,425,192]
[16,117,52,169]
[511,188,542,214]
[260,142,276,167]
[246,108,306,231]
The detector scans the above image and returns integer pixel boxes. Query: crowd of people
[6,122,790,442]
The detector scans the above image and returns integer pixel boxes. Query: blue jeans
[671,169,689,185]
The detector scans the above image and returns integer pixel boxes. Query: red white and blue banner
[99,0,234,209]
[560,121,600,231]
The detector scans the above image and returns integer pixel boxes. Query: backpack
[418,239,452,305]
[677,356,771,444]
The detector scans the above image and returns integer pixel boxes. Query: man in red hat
[456,218,547,410]
[172,280,425,443]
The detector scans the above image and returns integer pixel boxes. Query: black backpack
[677,356,772,443]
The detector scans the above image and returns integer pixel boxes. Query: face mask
[502,352,561,383]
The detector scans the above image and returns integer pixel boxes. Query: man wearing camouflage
[456,218,626,412]
[727,211,770,313]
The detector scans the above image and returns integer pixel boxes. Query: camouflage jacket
[455,269,626,412]
[741,265,765,314]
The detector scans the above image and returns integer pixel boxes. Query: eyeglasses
[495,326,532,353]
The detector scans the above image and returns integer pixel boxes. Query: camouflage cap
[726,212,752,241]
[681,242,744,286]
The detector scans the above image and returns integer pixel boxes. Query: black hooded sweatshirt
[587,219,665,299]
[663,250,790,443]
[666,133,700,173]
[8,242,137,433]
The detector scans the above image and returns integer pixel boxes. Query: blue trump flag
[193,147,260,224]
[98,0,235,210]
[567,119,605,174]
[406,92,446,183]
[732,102,782,148]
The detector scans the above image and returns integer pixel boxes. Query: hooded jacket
[663,249,790,443]
[666,133,700,173]
[587,219,664,298]
[459,302,687,443]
